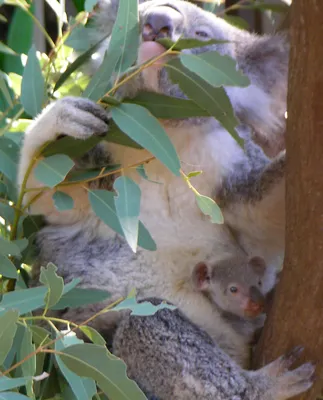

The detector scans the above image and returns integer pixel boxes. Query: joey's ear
[192,262,211,291]
[249,256,266,275]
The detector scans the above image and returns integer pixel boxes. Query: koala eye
[229,286,238,294]
[195,30,209,38]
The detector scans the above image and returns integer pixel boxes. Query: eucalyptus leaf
[114,176,141,253]
[34,154,75,188]
[79,326,106,346]
[111,103,180,175]
[0,42,17,56]
[53,191,74,211]
[157,37,229,50]
[195,194,224,224]
[20,45,46,117]
[0,255,18,279]
[0,377,31,392]
[180,52,250,88]
[0,310,19,365]
[60,343,147,400]
[51,287,111,310]
[17,326,36,398]
[0,137,19,183]
[0,392,31,399]
[0,237,21,257]
[39,263,64,309]
[166,59,243,147]
[84,0,98,12]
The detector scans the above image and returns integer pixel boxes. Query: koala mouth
[138,41,168,71]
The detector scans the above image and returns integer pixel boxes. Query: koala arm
[18,97,110,223]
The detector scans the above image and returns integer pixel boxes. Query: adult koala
[18,0,288,365]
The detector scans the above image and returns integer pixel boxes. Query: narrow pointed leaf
[79,326,106,346]
[34,154,75,188]
[166,59,243,146]
[180,51,250,87]
[111,103,180,175]
[17,326,36,398]
[157,37,229,50]
[114,177,141,253]
[39,263,64,309]
[195,194,224,224]
[53,191,74,211]
[59,343,147,400]
[0,42,17,56]
[20,45,46,117]
[88,189,156,251]
[0,310,19,365]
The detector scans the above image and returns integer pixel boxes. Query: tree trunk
[253,2,323,400]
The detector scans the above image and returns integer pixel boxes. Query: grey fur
[21,0,288,360]
[113,299,314,400]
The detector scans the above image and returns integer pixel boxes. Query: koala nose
[142,6,183,41]
[249,286,265,305]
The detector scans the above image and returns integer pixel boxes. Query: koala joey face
[133,0,234,99]
[192,256,274,318]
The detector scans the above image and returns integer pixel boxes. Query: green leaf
[51,288,111,310]
[222,15,249,30]
[20,45,46,117]
[54,33,110,92]
[166,59,243,147]
[0,42,17,56]
[0,392,31,399]
[113,291,176,316]
[114,177,141,253]
[59,343,147,400]
[136,164,160,184]
[0,237,21,257]
[39,263,64,309]
[88,189,156,251]
[187,170,202,178]
[66,166,120,184]
[0,279,80,317]
[29,325,51,346]
[125,92,209,119]
[0,377,31,392]
[3,324,25,370]
[0,255,18,279]
[34,154,75,188]
[0,72,14,109]
[157,37,229,51]
[0,137,19,182]
[0,203,15,224]
[55,333,97,400]
[109,0,139,75]
[17,326,36,398]
[0,310,19,365]
[195,194,224,224]
[84,0,98,12]
[180,52,250,88]
[79,326,106,346]
[53,191,74,211]
[111,103,180,175]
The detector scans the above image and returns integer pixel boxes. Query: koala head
[192,255,277,318]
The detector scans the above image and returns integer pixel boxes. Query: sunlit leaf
[53,191,74,211]
[0,42,17,56]
[34,154,75,188]
[112,103,180,175]
[39,263,64,309]
[180,52,250,87]
[79,326,106,346]
[0,310,19,365]
[20,45,46,117]
[60,343,147,400]
[195,194,224,224]
[114,177,141,253]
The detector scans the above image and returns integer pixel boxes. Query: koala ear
[249,256,267,275]
[192,262,211,291]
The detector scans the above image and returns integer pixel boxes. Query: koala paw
[265,347,315,399]
[46,97,110,140]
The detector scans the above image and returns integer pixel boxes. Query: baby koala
[192,255,277,343]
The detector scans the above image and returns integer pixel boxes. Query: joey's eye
[195,30,209,38]
[229,286,238,294]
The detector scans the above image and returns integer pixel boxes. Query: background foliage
[0,0,289,399]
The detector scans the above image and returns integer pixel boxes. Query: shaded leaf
[60,343,147,399]
[66,165,120,184]
[0,392,30,399]
[0,255,18,279]
[53,191,74,211]
[222,15,249,30]
[180,52,250,88]
[0,377,31,392]
[51,287,111,310]
[55,332,97,400]
[0,137,19,182]
[84,0,98,12]
[112,103,180,175]
[17,326,36,398]
[3,324,25,370]
[40,263,64,309]
[157,37,229,50]
[0,42,17,56]
[20,45,46,117]
[29,325,51,347]
[114,177,141,253]
[34,154,75,188]
[0,237,21,257]
[125,92,209,119]
[0,203,15,224]
[0,72,14,109]
[0,310,18,365]
[113,291,176,316]
[88,189,156,251]
[79,326,106,346]
[195,194,224,224]
[166,59,243,146]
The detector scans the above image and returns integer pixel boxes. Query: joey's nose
[142,6,183,41]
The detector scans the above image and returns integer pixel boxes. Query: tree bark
[253,1,323,400]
